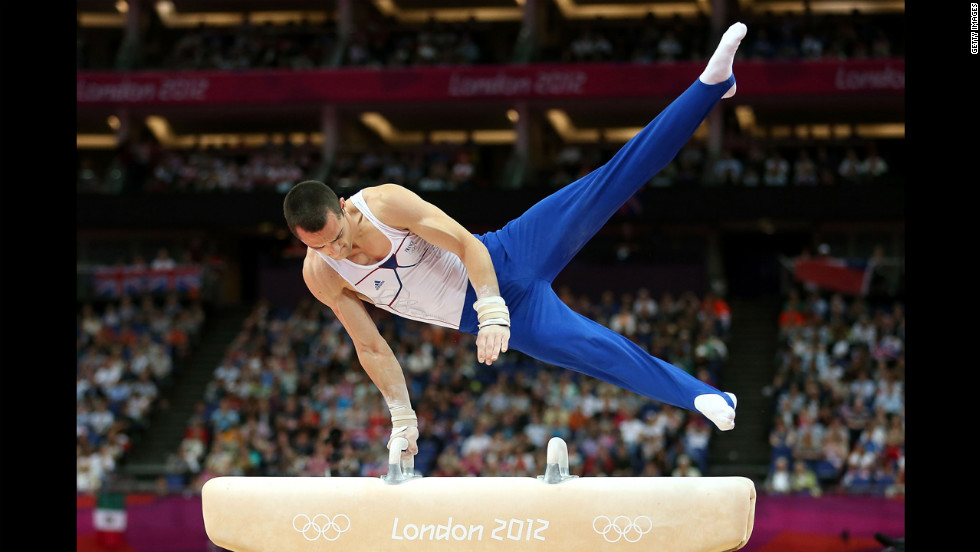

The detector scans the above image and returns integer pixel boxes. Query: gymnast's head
[283,180,343,238]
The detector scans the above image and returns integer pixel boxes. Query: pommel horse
[203,437,756,551]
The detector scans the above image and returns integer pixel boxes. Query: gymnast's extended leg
[490,23,747,283]
[509,281,737,430]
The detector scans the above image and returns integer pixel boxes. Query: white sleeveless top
[313,190,470,329]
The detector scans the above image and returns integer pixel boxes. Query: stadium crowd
[161,287,732,490]
[547,139,893,190]
[75,261,904,499]
[77,9,903,71]
[76,290,207,493]
[761,288,904,497]
[77,134,895,196]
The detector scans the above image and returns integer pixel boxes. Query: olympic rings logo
[292,514,351,541]
[592,515,653,543]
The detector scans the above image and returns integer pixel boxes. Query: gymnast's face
[297,199,352,260]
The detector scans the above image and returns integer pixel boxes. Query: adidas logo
[404,241,417,253]
[374,280,384,290]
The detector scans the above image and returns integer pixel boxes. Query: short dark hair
[283,180,342,236]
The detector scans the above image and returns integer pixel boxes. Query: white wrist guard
[474,296,510,329]
[389,404,418,428]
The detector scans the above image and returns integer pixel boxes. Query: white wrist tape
[389,405,418,428]
[474,295,510,328]
[479,318,511,328]
[473,296,506,309]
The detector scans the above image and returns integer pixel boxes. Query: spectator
[864,143,889,181]
[609,294,638,339]
[799,31,825,59]
[762,148,790,186]
[656,31,683,61]
[769,415,797,467]
[671,454,701,477]
[779,289,807,331]
[151,247,177,270]
[792,150,819,185]
[712,148,743,185]
[766,456,792,494]
[791,460,822,497]
[820,417,850,482]
[837,148,866,183]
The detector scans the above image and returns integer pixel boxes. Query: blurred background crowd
[77,6,903,71]
[78,129,893,196]
[77,252,903,500]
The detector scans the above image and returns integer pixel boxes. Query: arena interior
[76,1,905,551]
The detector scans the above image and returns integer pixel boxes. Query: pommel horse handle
[538,437,578,484]
[382,437,421,484]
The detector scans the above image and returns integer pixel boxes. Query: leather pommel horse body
[203,438,756,551]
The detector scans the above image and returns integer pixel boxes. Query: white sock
[695,392,738,431]
[699,22,747,99]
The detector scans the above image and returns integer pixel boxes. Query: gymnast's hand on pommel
[387,425,419,458]
[476,324,510,366]
[387,403,419,458]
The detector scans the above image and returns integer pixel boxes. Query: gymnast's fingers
[476,332,489,364]
[483,326,510,365]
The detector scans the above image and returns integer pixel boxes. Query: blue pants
[459,77,736,413]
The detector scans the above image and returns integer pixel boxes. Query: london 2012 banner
[77,59,904,107]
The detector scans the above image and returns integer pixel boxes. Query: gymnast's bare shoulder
[302,248,355,306]
[302,248,376,307]
[358,183,427,225]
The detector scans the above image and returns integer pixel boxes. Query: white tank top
[313,190,469,329]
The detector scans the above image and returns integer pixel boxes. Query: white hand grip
[389,437,409,465]
[546,436,568,466]
[382,437,420,484]
[538,437,578,484]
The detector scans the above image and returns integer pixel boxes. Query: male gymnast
[283,22,749,460]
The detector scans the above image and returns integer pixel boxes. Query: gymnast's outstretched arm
[302,249,420,458]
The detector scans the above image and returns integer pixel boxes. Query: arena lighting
[360,112,425,145]
[79,4,328,28]
[833,124,854,139]
[810,124,834,139]
[75,132,326,150]
[77,134,120,149]
[553,0,709,18]
[744,0,905,14]
[855,123,904,139]
[154,0,174,18]
[359,112,516,145]
[74,117,900,151]
[734,105,757,133]
[144,115,175,143]
[546,109,599,142]
[546,109,707,144]
[372,0,525,23]
[77,13,126,27]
